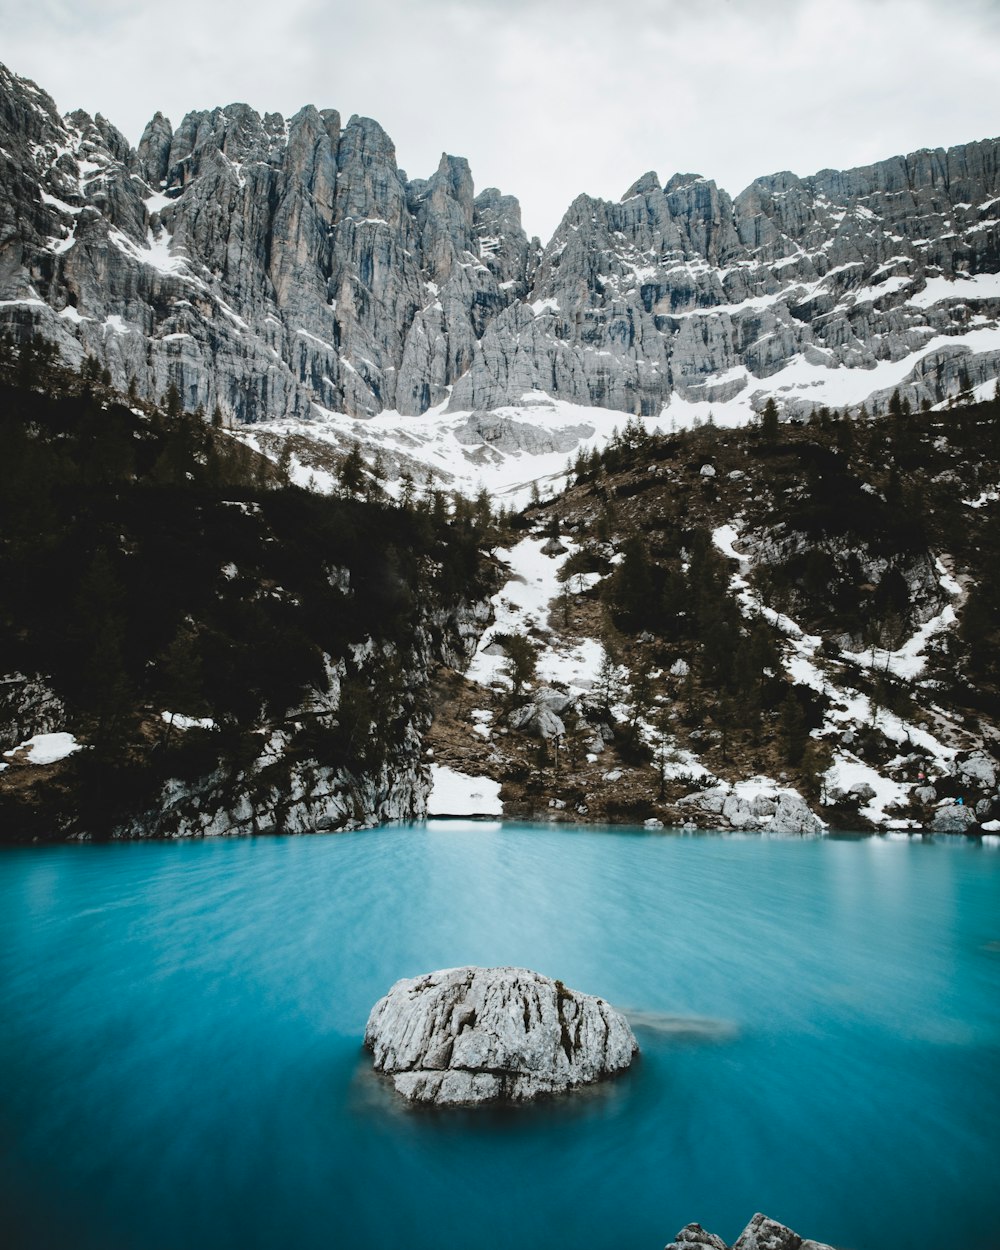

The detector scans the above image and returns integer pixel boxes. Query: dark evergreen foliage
[0,345,497,838]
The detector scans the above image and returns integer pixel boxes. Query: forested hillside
[0,339,499,840]
[426,393,1000,832]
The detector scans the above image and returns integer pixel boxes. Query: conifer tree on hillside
[761,397,779,446]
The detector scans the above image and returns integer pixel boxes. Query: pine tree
[399,470,416,510]
[626,664,653,731]
[596,648,625,717]
[164,382,182,418]
[501,635,538,698]
[778,688,807,766]
[157,625,205,745]
[761,397,779,446]
[609,534,654,629]
[338,445,366,497]
[73,549,132,751]
[801,738,833,802]
[276,440,293,481]
[473,488,493,536]
[368,450,387,500]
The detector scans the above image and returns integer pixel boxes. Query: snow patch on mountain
[466,537,607,692]
[245,396,660,509]
[427,764,503,816]
[712,522,963,829]
[3,732,83,765]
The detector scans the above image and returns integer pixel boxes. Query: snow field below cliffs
[243,394,647,511]
[237,316,1000,513]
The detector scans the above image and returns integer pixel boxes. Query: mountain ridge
[1,59,998,458]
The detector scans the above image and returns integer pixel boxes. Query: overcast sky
[2,0,998,241]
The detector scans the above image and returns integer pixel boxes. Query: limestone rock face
[1,59,998,432]
[453,146,1000,419]
[364,966,638,1104]
[0,63,530,424]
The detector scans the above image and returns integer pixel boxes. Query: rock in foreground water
[665,1212,837,1250]
[364,966,638,1104]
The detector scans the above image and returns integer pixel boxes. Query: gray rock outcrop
[507,686,577,739]
[665,1212,836,1250]
[0,673,67,752]
[8,590,494,843]
[680,783,825,834]
[364,966,638,1104]
[0,63,532,425]
[930,802,978,833]
[666,1224,729,1249]
[452,145,1000,420]
[1,59,998,436]
[959,750,997,790]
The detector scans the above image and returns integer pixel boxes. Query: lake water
[2,823,999,1250]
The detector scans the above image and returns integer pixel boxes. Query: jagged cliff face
[1,60,999,434]
[0,63,535,423]
[458,153,1000,418]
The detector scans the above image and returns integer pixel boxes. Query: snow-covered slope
[425,405,1000,836]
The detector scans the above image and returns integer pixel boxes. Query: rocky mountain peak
[622,170,661,199]
[136,111,173,186]
[0,59,997,436]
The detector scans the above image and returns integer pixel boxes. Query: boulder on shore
[364,966,638,1105]
[931,803,978,833]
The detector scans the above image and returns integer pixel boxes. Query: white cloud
[1,0,998,241]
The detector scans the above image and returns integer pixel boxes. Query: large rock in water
[364,966,638,1105]
[665,1212,837,1250]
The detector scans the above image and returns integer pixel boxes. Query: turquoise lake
[2,823,999,1250]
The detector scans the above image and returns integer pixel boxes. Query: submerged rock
[364,966,638,1104]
